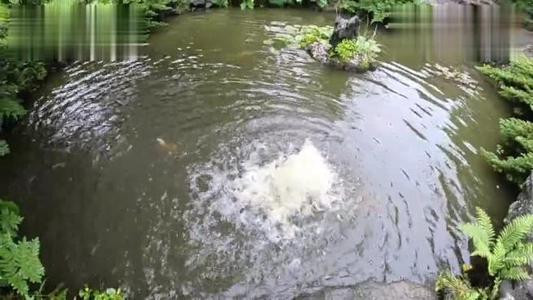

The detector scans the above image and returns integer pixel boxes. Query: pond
[0,6,528,298]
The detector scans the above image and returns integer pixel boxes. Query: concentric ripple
[0,8,518,299]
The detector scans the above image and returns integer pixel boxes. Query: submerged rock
[329,15,360,49]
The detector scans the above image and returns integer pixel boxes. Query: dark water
[0,6,530,298]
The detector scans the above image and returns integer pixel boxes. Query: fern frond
[461,218,492,258]
[0,236,44,297]
[0,98,26,121]
[498,214,533,250]
[0,140,9,157]
[476,207,496,245]
[499,267,530,281]
[504,243,533,267]
[489,241,507,276]
[0,199,21,237]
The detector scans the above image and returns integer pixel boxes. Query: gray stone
[505,173,533,225]
[297,280,436,300]
[499,279,533,300]
[501,172,533,300]
[306,42,330,64]
[329,15,360,49]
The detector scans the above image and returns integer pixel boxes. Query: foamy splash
[233,139,337,229]
[187,139,343,242]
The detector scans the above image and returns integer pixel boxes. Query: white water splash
[232,139,337,230]
[187,139,343,243]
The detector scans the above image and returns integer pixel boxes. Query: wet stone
[297,281,436,300]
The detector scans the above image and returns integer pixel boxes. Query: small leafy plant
[436,208,533,300]
[333,35,380,67]
[478,56,533,185]
[79,286,125,300]
[0,199,45,298]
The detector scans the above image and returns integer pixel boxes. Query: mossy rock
[305,42,376,73]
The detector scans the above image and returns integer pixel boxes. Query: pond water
[0,6,529,298]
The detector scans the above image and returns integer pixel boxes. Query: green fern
[0,199,44,298]
[0,140,9,157]
[0,236,45,297]
[461,208,533,280]
[0,97,26,121]
[0,200,22,236]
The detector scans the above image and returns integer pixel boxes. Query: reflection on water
[5,1,146,61]
[0,7,525,299]
[389,3,514,64]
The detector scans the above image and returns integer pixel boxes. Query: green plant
[477,56,533,110]
[436,208,533,300]
[298,26,332,48]
[478,56,533,185]
[240,0,254,10]
[79,287,125,300]
[0,140,8,156]
[333,35,380,67]
[0,199,45,298]
[482,148,533,185]
[212,0,228,7]
[436,271,490,300]
[462,207,533,280]
[336,0,415,23]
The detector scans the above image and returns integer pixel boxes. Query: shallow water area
[0,6,530,298]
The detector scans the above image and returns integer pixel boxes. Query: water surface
[0,7,526,298]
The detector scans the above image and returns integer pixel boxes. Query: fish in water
[156,138,178,155]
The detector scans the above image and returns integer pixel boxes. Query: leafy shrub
[437,208,533,299]
[333,35,380,67]
[477,56,533,110]
[337,0,415,23]
[0,199,44,298]
[478,56,533,185]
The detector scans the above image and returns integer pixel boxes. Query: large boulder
[329,15,360,49]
